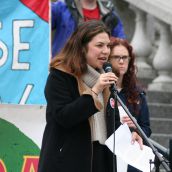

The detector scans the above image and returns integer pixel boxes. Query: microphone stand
[109,85,171,172]
[111,85,118,172]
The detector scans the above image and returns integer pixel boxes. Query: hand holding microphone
[103,62,118,92]
[91,62,118,95]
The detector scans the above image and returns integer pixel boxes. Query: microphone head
[103,62,112,73]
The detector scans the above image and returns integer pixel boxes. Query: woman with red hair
[108,37,152,172]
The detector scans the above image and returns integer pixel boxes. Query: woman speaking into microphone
[38,20,143,172]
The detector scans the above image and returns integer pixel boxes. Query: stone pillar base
[148,82,172,92]
[137,62,156,78]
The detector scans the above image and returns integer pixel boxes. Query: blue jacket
[51,0,126,57]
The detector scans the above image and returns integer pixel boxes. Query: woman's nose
[102,46,110,54]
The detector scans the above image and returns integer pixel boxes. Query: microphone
[103,62,112,73]
[103,62,117,92]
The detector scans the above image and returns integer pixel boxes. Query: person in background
[38,20,142,172]
[109,37,152,172]
[51,0,126,57]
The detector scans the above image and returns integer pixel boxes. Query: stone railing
[122,0,172,91]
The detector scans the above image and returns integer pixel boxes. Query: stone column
[148,19,172,91]
[130,6,156,81]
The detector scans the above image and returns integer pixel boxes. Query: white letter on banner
[0,22,8,66]
[19,84,33,105]
[12,20,34,70]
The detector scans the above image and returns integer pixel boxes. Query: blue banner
[0,0,49,104]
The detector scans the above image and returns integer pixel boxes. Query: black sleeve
[45,69,98,128]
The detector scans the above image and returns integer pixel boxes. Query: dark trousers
[92,141,114,172]
[128,165,142,172]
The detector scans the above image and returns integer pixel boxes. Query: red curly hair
[109,37,143,114]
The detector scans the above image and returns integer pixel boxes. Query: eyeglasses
[110,55,131,62]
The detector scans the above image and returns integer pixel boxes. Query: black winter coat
[38,68,113,172]
[38,68,151,172]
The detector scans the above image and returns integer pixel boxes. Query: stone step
[152,165,170,172]
[148,103,172,118]
[138,78,153,88]
[152,169,169,172]
[150,133,172,148]
[150,117,172,134]
[146,91,172,104]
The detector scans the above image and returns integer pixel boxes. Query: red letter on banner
[0,159,7,172]
[21,156,39,172]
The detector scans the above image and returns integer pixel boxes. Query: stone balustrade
[122,0,172,91]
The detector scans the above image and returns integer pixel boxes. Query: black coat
[38,68,111,172]
[38,68,151,172]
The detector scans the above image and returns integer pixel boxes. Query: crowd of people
[38,1,152,172]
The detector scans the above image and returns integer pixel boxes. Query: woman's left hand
[131,131,143,150]
[121,116,136,129]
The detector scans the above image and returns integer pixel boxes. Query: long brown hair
[51,20,110,76]
[109,37,143,113]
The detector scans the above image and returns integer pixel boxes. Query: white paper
[118,106,128,123]
[105,123,155,172]
[117,156,128,172]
